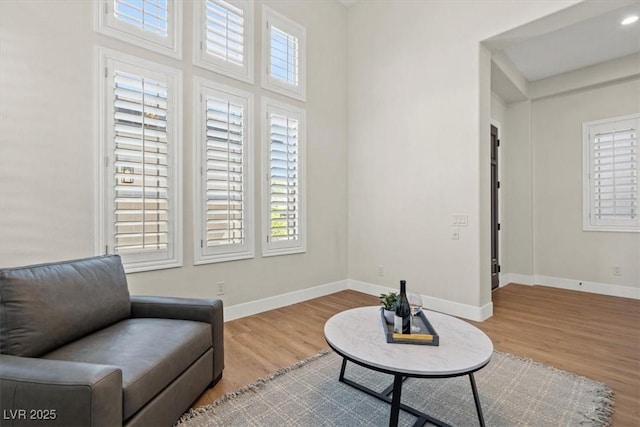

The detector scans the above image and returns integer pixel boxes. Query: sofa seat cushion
[42,318,212,420]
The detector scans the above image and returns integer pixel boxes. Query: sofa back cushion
[0,255,131,357]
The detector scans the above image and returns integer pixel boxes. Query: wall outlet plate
[612,266,622,277]
[452,227,460,240]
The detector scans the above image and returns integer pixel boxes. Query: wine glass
[407,292,423,333]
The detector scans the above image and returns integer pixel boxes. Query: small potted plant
[379,292,398,324]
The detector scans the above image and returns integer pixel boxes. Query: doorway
[491,125,500,290]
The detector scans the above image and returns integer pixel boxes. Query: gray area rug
[177,350,613,427]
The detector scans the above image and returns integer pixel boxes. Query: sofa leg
[210,372,223,388]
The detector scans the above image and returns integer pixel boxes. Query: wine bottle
[394,280,411,334]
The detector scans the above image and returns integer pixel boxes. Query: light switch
[452,215,468,227]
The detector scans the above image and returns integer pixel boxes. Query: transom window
[262,6,306,101]
[270,25,299,86]
[95,0,182,58]
[115,0,168,37]
[194,0,254,83]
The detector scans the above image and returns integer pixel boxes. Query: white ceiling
[339,1,639,83]
[503,2,640,81]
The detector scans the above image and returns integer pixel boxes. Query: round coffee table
[324,306,493,427]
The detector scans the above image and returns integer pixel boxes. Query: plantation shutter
[262,7,305,101]
[113,69,170,254]
[205,96,245,248]
[592,127,638,221]
[268,112,299,242]
[114,0,169,37]
[205,0,244,67]
[270,25,298,86]
[588,116,639,229]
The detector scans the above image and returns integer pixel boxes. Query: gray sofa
[0,255,224,427]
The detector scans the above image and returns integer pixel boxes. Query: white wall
[532,77,640,290]
[498,53,640,296]
[491,94,507,128]
[346,0,578,318]
[6,0,630,321]
[0,0,348,305]
[502,100,534,278]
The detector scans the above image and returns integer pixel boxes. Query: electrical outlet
[217,281,225,295]
[452,227,460,240]
[612,265,622,277]
[377,266,384,276]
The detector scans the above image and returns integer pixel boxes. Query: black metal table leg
[337,357,467,427]
[469,372,485,427]
[389,374,404,427]
[339,357,348,381]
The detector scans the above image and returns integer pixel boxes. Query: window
[95,0,182,59]
[262,6,306,101]
[583,114,639,232]
[194,79,254,264]
[97,49,183,272]
[194,0,253,83]
[262,98,306,256]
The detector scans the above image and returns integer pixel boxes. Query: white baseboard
[224,279,348,321]
[225,278,494,323]
[500,273,534,286]
[225,273,640,323]
[347,279,493,322]
[533,275,640,300]
[346,279,396,299]
[501,273,639,300]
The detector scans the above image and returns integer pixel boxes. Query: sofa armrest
[0,354,122,427]
[130,296,224,382]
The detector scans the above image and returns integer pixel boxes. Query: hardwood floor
[194,285,640,426]
[469,284,640,426]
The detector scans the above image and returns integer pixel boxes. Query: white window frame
[583,113,639,232]
[95,0,182,59]
[262,97,306,257]
[96,48,183,272]
[194,0,254,84]
[194,78,254,264]
[262,6,306,101]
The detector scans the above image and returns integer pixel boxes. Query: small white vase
[384,309,395,324]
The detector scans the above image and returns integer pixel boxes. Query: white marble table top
[324,306,493,377]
